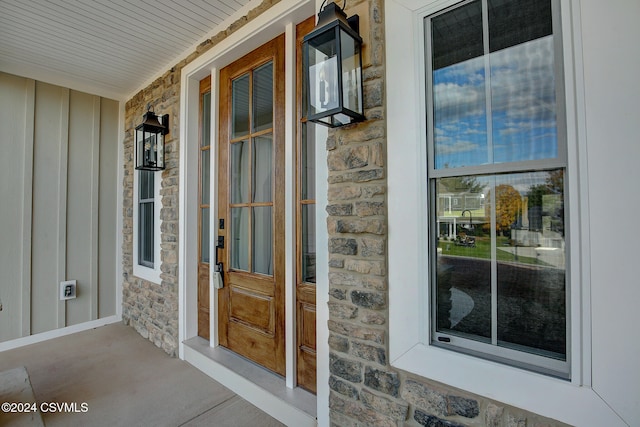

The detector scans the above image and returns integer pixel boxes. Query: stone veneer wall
[121,0,282,356]
[326,1,569,426]
[121,0,571,424]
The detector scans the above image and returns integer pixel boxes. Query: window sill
[390,343,624,426]
[133,264,161,285]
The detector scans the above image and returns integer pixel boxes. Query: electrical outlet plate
[60,280,77,300]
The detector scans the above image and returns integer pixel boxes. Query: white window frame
[425,0,569,378]
[386,0,622,425]
[133,168,162,284]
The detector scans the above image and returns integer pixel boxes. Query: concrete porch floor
[0,323,285,426]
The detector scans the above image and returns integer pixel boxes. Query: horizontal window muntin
[426,0,569,377]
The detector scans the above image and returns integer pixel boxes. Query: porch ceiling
[0,0,252,100]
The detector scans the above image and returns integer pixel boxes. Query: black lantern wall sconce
[302,0,365,127]
[135,106,169,171]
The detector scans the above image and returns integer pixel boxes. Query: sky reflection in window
[433,36,558,169]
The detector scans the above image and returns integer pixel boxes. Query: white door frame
[177,0,329,425]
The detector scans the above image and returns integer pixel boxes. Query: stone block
[328,145,369,171]
[337,124,385,145]
[328,168,384,184]
[329,333,350,353]
[329,185,362,201]
[328,320,385,344]
[329,238,358,255]
[485,403,504,427]
[362,184,386,198]
[354,201,386,217]
[329,287,347,300]
[345,259,385,276]
[329,375,360,399]
[329,258,345,268]
[326,203,353,216]
[413,410,465,427]
[329,271,361,287]
[330,393,397,427]
[360,389,408,421]
[329,302,359,319]
[360,237,386,257]
[350,341,386,365]
[330,353,363,383]
[401,379,447,417]
[361,312,386,325]
[351,290,386,310]
[506,412,527,427]
[364,367,400,397]
[336,218,386,235]
[446,395,479,418]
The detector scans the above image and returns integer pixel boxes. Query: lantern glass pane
[144,134,158,168]
[307,30,340,116]
[340,29,362,115]
[136,128,144,169]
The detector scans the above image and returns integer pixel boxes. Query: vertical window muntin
[138,170,155,268]
[426,0,569,377]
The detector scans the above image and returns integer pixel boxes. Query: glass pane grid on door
[228,62,275,277]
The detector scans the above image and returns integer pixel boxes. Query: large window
[426,0,568,377]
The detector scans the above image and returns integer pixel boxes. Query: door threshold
[183,336,317,427]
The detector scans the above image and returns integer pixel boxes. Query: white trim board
[0,315,121,353]
[184,337,316,426]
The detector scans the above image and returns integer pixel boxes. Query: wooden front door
[216,34,286,375]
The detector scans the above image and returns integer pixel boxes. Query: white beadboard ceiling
[0,0,253,100]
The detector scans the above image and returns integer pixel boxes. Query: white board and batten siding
[0,71,119,344]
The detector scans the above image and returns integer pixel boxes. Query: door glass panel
[201,150,210,205]
[231,140,249,203]
[253,135,273,203]
[302,204,316,283]
[253,62,273,132]
[201,207,210,263]
[202,92,211,147]
[231,207,249,271]
[232,74,250,139]
[301,124,315,200]
[252,206,273,275]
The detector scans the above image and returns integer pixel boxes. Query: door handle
[214,236,224,289]
[215,236,224,273]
